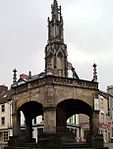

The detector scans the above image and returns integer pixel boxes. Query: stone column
[56,107,67,132]
[89,114,93,141]
[92,110,99,134]
[39,107,63,149]
[91,110,104,148]
[44,107,56,134]
[25,117,32,141]
[12,110,21,137]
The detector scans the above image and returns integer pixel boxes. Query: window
[100,98,104,109]
[33,117,37,124]
[4,132,8,142]
[57,69,62,76]
[101,113,104,123]
[1,104,5,112]
[1,117,5,125]
[69,116,73,124]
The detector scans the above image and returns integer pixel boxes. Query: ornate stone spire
[93,63,97,82]
[51,0,59,21]
[45,1,68,77]
[48,0,64,43]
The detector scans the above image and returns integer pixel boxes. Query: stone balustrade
[12,75,98,94]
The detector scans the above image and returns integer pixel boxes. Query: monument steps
[63,142,109,149]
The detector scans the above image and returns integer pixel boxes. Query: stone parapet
[12,76,98,94]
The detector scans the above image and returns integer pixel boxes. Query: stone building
[78,90,112,143]
[107,85,113,142]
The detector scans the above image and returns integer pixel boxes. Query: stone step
[64,148,92,149]
[63,142,91,148]
[4,147,40,149]
[63,142,109,149]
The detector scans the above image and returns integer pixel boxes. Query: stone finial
[29,71,32,79]
[51,0,59,21]
[13,69,17,84]
[93,63,97,82]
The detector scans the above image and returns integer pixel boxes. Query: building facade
[0,85,12,144]
[99,91,109,143]
[78,90,112,143]
[107,85,113,142]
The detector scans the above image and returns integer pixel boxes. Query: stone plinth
[4,136,37,149]
[38,133,63,149]
[91,134,104,148]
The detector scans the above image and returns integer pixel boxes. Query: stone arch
[56,50,65,76]
[56,96,93,109]
[16,98,43,112]
[19,101,43,119]
[56,50,64,57]
[56,99,92,132]
[47,51,54,57]
[13,101,43,142]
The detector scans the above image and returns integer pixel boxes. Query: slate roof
[0,85,12,104]
[99,90,110,100]
[0,85,8,94]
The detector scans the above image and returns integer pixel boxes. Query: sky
[0,0,113,91]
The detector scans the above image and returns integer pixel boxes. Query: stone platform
[4,134,108,149]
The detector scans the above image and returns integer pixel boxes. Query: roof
[0,85,8,94]
[17,72,45,86]
[99,90,109,100]
[0,86,12,104]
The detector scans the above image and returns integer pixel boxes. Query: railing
[12,75,98,94]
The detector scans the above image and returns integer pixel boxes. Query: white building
[67,115,80,142]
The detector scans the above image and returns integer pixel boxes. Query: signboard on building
[94,98,100,111]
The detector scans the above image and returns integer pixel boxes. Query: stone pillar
[25,117,32,141]
[92,110,99,134]
[39,107,63,149]
[12,110,21,137]
[44,107,56,134]
[90,110,104,148]
[56,107,67,132]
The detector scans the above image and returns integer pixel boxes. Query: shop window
[4,132,8,142]
[0,132,3,142]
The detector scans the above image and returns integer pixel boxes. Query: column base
[39,133,63,149]
[4,136,37,149]
[56,132,75,142]
[56,126,75,142]
[91,134,104,148]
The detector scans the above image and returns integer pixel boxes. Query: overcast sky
[0,0,113,91]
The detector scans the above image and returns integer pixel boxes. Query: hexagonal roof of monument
[17,72,45,85]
